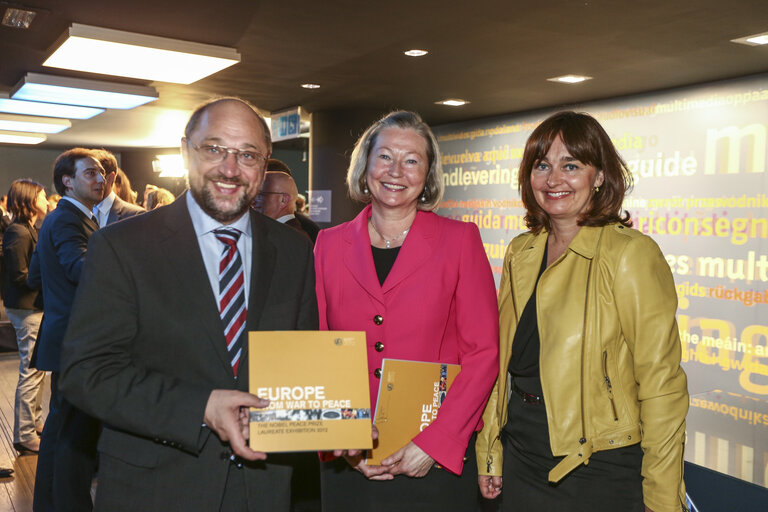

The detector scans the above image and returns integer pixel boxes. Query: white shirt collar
[185,191,251,239]
[276,213,295,224]
[95,191,116,217]
[61,196,95,220]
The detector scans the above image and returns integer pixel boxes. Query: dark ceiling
[1,0,767,148]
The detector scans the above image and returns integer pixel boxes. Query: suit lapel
[237,211,277,388]
[27,222,38,244]
[60,199,98,232]
[381,210,436,294]
[343,206,385,305]
[56,201,99,232]
[245,211,276,333]
[511,231,546,315]
[157,196,234,375]
[107,197,121,224]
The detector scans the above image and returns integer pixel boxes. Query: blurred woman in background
[2,179,48,454]
[114,169,139,205]
[145,188,175,210]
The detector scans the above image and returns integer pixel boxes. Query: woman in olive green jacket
[477,111,688,512]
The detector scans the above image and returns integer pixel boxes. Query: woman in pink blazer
[315,111,499,510]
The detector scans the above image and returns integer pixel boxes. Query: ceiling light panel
[0,97,104,119]
[11,73,158,109]
[404,49,428,57]
[0,113,71,134]
[0,130,46,145]
[731,31,768,46]
[547,75,592,84]
[44,23,241,84]
[436,99,469,106]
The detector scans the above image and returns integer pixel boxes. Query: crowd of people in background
[0,98,688,512]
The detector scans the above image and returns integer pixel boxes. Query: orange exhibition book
[248,331,373,452]
[367,359,461,465]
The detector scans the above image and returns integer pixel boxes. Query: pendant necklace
[369,218,409,249]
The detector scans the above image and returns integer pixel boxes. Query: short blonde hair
[346,111,444,211]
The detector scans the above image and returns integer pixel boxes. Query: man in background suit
[265,159,320,243]
[30,150,146,511]
[254,171,312,242]
[29,148,105,511]
[92,150,145,228]
[60,98,318,511]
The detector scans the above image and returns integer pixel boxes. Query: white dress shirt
[93,191,116,228]
[185,193,252,307]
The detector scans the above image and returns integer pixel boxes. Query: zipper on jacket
[487,433,500,473]
[578,259,593,444]
[679,438,689,511]
[602,350,619,421]
[485,433,501,473]
[510,254,519,320]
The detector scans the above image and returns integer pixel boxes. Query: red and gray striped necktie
[214,228,247,375]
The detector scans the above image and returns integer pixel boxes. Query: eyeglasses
[187,141,267,167]
[256,191,284,198]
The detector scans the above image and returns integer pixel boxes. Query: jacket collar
[567,225,603,260]
[511,225,604,312]
[57,197,98,231]
[518,225,604,261]
[342,204,438,301]
[13,219,39,243]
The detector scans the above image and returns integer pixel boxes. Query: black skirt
[320,435,481,512]
[501,377,644,512]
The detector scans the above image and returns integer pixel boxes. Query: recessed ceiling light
[0,97,104,119]
[731,31,768,46]
[436,99,469,106]
[404,49,428,57]
[0,114,71,134]
[2,7,37,29]
[11,73,158,110]
[547,75,592,84]
[0,130,46,145]
[43,23,240,84]
[301,83,321,89]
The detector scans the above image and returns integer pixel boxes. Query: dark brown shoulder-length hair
[519,111,633,234]
[7,179,44,224]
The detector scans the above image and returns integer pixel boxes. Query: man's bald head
[255,171,299,219]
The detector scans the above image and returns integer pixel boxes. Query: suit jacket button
[373,315,383,325]
[374,368,382,378]
[374,341,384,352]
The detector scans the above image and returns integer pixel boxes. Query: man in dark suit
[265,158,320,242]
[60,98,318,511]
[29,148,105,511]
[254,171,312,242]
[31,150,146,511]
[92,150,145,227]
